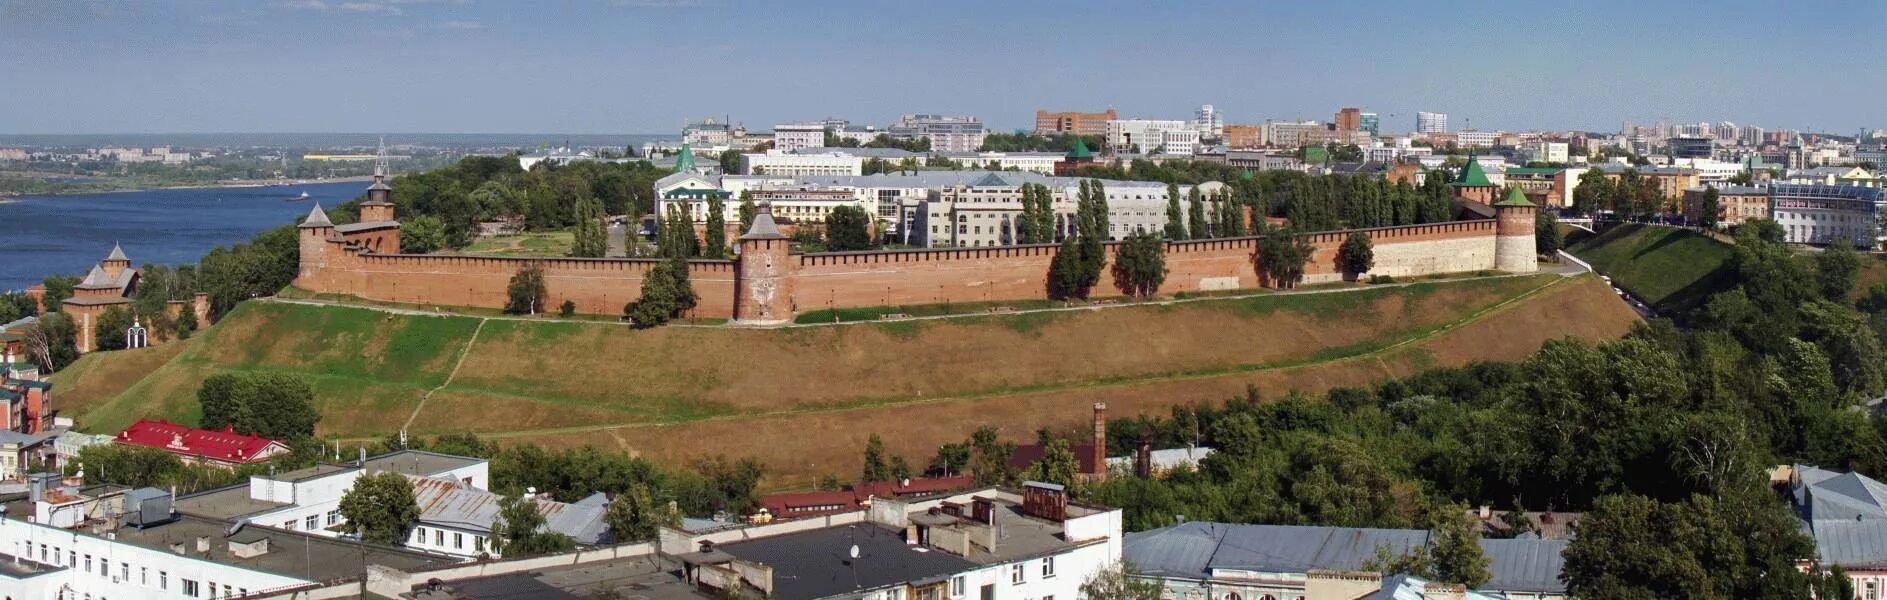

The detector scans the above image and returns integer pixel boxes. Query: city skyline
[3,0,1885,135]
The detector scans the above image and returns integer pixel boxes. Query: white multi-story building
[1673,158,1747,183]
[1107,119,1200,155]
[1456,131,1499,147]
[1194,104,1224,139]
[772,123,827,153]
[1769,184,1886,246]
[1520,141,1569,164]
[740,149,867,176]
[889,114,987,153]
[934,151,1064,174]
[1417,111,1448,134]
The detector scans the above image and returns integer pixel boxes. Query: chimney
[357,446,366,467]
[195,536,211,553]
[1135,432,1153,479]
[1090,402,1107,482]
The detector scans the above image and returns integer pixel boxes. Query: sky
[3,0,1885,135]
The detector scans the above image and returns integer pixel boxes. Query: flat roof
[81,514,453,581]
[411,556,706,600]
[718,524,977,600]
[173,485,291,520]
[364,449,485,477]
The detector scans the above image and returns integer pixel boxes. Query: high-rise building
[1035,109,1116,136]
[1334,108,1361,132]
[888,114,986,152]
[1194,104,1224,139]
[1416,111,1448,134]
[1667,136,1713,159]
[1359,112,1380,136]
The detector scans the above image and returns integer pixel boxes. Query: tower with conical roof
[298,203,336,278]
[360,137,396,223]
[674,142,696,174]
[734,200,795,325]
[1493,187,1538,273]
[100,242,130,282]
[1055,137,1096,175]
[1448,151,1501,204]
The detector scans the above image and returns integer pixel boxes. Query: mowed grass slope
[1568,223,1735,313]
[60,301,478,434]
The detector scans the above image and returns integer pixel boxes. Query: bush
[559,300,575,317]
[1369,274,1396,284]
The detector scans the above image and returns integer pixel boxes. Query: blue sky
[2,0,1883,135]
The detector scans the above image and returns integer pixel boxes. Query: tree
[703,195,728,259]
[657,204,699,259]
[605,483,678,543]
[1258,231,1314,288]
[694,455,765,514]
[968,426,1016,486]
[40,275,78,308]
[1335,231,1374,281]
[825,205,874,251]
[1816,239,1863,302]
[1572,168,1612,216]
[196,372,319,439]
[400,215,448,254]
[1429,503,1491,588]
[1186,187,1208,240]
[1217,192,1247,237]
[1019,183,1055,244]
[1535,210,1563,256]
[1697,185,1722,230]
[23,312,77,373]
[93,305,132,352]
[490,494,576,556]
[627,257,697,328]
[505,262,548,315]
[569,196,608,258]
[1048,236,1087,300]
[862,434,890,482]
[338,471,420,545]
[1111,232,1166,297]
[1024,436,1080,489]
[928,443,971,477]
[737,191,756,234]
[1079,561,1163,600]
[717,148,740,174]
[1163,183,1186,239]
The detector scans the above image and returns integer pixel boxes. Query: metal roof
[1126,521,1568,594]
[1477,538,1567,593]
[299,204,333,228]
[717,523,977,600]
[408,476,608,545]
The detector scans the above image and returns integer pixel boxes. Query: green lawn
[461,230,575,257]
[1567,223,1736,315]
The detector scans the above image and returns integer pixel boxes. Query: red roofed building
[757,475,974,521]
[113,419,290,469]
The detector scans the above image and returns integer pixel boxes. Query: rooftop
[408,556,703,600]
[1124,521,1566,594]
[104,514,452,581]
[717,523,977,600]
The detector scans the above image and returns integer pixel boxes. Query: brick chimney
[1135,431,1152,479]
[1091,402,1107,481]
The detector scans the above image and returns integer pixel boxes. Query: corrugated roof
[1478,538,1567,593]
[408,475,608,545]
[1126,521,1567,595]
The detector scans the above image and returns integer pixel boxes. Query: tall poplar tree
[1187,187,1209,239]
[704,194,728,258]
[1164,182,1186,239]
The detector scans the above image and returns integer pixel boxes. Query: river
[0,181,374,291]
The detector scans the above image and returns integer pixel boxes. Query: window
[121,562,128,581]
[951,576,965,597]
[282,520,295,531]
[141,566,148,585]
[327,510,339,526]
[1041,556,1055,578]
[415,527,427,543]
[160,571,168,590]
[181,579,199,597]
[436,530,445,546]
[1011,563,1025,584]
[306,515,319,530]
[454,532,464,549]
[475,536,486,552]
[83,554,90,574]
[207,581,216,598]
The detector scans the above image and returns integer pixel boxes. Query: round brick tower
[734,200,795,325]
[1494,187,1538,273]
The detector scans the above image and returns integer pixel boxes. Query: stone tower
[734,200,795,325]
[297,203,334,279]
[360,138,396,222]
[1494,187,1538,273]
[1449,151,1500,205]
[100,243,130,282]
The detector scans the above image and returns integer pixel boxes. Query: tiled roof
[114,419,286,463]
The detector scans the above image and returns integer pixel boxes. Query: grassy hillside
[1567,223,1736,314]
[56,273,1642,486]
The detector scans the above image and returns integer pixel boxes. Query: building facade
[740,149,866,176]
[1769,183,1885,246]
[890,114,987,153]
[1683,184,1769,227]
[1034,109,1116,136]
[1194,104,1224,139]
[1108,120,1200,155]
[1417,111,1448,134]
[772,123,827,153]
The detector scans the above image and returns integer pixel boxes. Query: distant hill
[1567,223,1737,316]
[53,273,1640,487]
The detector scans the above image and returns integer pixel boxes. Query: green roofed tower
[674,142,696,174]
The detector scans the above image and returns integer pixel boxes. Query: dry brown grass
[497,276,1642,488]
[48,343,185,415]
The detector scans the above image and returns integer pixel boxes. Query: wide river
[0,181,374,291]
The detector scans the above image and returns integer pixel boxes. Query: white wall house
[1108,120,1200,156]
[740,149,866,176]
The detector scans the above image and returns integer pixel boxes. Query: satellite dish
[849,544,860,559]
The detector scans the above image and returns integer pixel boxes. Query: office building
[889,114,987,153]
[1417,111,1449,134]
[772,123,827,153]
[1334,107,1362,132]
[1668,136,1714,159]
[1223,124,1263,149]
[1359,112,1380,136]
[1107,119,1200,155]
[1194,104,1224,139]
[1034,109,1116,136]
[1769,184,1886,246]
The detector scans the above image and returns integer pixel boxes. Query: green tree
[717,148,740,175]
[1187,187,1208,240]
[400,215,449,254]
[657,204,699,258]
[627,257,698,328]
[1048,236,1087,300]
[825,205,874,251]
[93,305,133,351]
[338,471,420,545]
[890,455,913,480]
[490,494,577,556]
[703,195,728,259]
[40,275,78,308]
[1697,185,1722,229]
[737,190,756,234]
[862,434,890,482]
[196,372,319,440]
[1816,238,1863,301]
[1429,503,1491,588]
[693,455,765,514]
[23,312,78,372]
[1078,561,1164,600]
[569,196,608,258]
[968,426,1017,486]
[1111,231,1166,297]
[1572,168,1612,216]
[1535,210,1563,256]
[1258,231,1314,288]
[929,443,971,477]
[1335,231,1374,280]
[505,262,548,315]
[1024,436,1080,489]
[1163,183,1186,239]
[1217,192,1247,237]
[605,483,679,543]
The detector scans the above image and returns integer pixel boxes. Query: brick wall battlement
[297,213,1525,323]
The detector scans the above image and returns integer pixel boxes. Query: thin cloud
[610,0,705,7]
[440,19,482,29]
